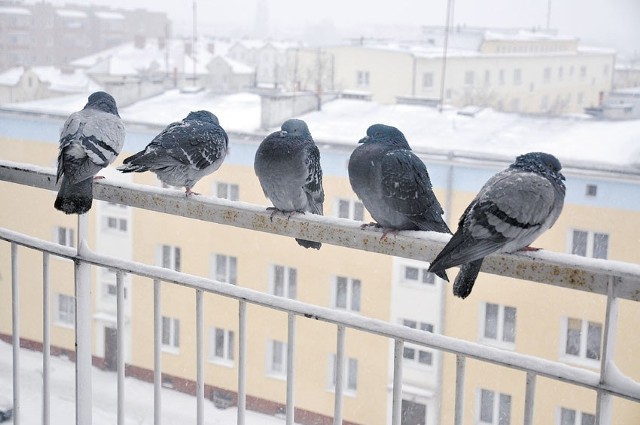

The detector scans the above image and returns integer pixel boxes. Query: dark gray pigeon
[118,110,228,196]
[55,91,125,214]
[428,152,566,299]
[254,119,324,250]
[348,124,451,278]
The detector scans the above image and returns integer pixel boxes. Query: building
[289,27,615,116]
[227,39,300,90]
[585,87,640,120]
[0,1,170,70]
[1,94,639,424]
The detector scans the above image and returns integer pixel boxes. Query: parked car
[0,395,12,422]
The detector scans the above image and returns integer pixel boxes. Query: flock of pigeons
[54,91,566,299]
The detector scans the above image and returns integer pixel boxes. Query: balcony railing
[1,159,640,425]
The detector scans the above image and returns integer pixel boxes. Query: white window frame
[212,254,237,284]
[54,293,75,327]
[357,70,370,87]
[161,316,180,353]
[55,226,74,247]
[328,354,358,395]
[477,388,512,425]
[401,319,435,367]
[558,407,596,425]
[267,339,287,378]
[422,72,434,89]
[214,182,239,201]
[209,327,234,366]
[332,276,361,312]
[270,264,297,299]
[464,70,475,86]
[103,215,128,233]
[401,264,436,286]
[158,245,181,271]
[561,317,602,366]
[480,303,516,349]
[569,229,609,259]
[335,198,365,221]
[513,68,522,85]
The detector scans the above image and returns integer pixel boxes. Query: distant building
[0,1,170,71]
[228,39,301,90]
[289,26,615,116]
[585,87,640,120]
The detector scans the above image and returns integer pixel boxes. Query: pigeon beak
[358,136,369,144]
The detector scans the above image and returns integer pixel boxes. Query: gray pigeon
[428,152,566,299]
[254,119,324,250]
[348,124,451,279]
[55,91,125,214]
[118,110,228,196]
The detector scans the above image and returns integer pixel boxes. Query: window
[513,69,522,85]
[570,230,609,259]
[603,64,609,77]
[563,318,602,362]
[272,265,297,299]
[585,184,597,197]
[213,254,237,284]
[159,245,181,271]
[580,66,587,78]
[479,389,511,425]
[402,319,434,366]
[481,303,516,346]
[422,72,434,89]
[104,216,128,232]
[543,67,551,82]
[464,71,475,86]
[484,70,491,86]
[498,69,505,85]
[333,276,361,312]
[558,66,564,80]
[329,354,358,393]
[337,198,365,221]
[55,293,75,326]
[162,316,180,351]
[214,182,239,200]
[210,327,234,365]
[357,71,370,87]
[267,340,287,376]
[402,399,427,425]
[540,95,549,110]
[577,92,584,105]
[402,265,436,285]
[56,226,74,247]
[559,407,595,425]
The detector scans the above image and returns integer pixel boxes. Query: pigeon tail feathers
[54,176,93,215]
[295,238,321,250]
[452,259,483,299]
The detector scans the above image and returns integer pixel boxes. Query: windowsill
[560,354,600,369]
[327,387,357,398]
[403,361,434,370]
[161,346,180,355]
[399,280,437,290]
[54,321,74,329]
[209,358,234,368]
[479,338,516,351]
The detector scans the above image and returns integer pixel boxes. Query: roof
[0,66,26,86]
[212,56,254,74]
[56,9,87,18]
[0,66,100,92]
[94,11,125,20]
[0,6,31,15]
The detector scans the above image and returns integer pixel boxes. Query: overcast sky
[48,0,640,57]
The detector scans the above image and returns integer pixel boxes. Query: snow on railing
[1,159,640,425]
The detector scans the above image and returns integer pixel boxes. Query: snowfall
[4,89,640,171]
[0,340,296,424]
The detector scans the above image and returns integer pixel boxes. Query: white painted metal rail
[2,160,640,425]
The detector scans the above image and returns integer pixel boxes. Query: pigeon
[428,152,566,299]
[118,110,228,196]
[348,124,451,279]
[55,91,126,215]
[254,119,324,250]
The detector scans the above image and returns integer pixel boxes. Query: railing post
[11,243,20,425]
[454,355,466,425]
[391,339,404,425]
[116,271,126,425]
[238,300,247,425]
[154,279,162,425]
[286,313,297,425]
[43,252,51,425]
[196,289,204,425]
[597,276,619,424]
[524,372,537,425]
[334,325,346,425]
[75,214,92,425]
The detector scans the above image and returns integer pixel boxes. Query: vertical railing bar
[286,313,296,425]
[196,289,204,425]
[596,276,618,425]
[454,355,466,425]
[237,300,247,425]
[524,372,537,425]
[333,325,346,425]
[153,278,162,425]
[42,252,50,425]
[75,213,92,425]
[11,243,20,425]
[391,339,404,425]
[116,271,126,425]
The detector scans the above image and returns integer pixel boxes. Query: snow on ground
[0,341,295,424]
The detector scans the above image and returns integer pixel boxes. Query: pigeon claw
[359,221,381,230]
[93,176,105,180]
[519,246,541,252]
[185,187,200,197]
[380,228,399,241]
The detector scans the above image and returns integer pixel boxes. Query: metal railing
[1,159,640,425]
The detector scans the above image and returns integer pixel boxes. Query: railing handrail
[2,159,640,301]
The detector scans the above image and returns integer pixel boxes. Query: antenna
[439,0,455,112]
[192,0,197,86]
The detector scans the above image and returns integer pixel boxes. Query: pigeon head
[512,152,566,184]
[85,91,119,116]
[185,110,219,124]
[280,119,311,139]
[359,124,411,149]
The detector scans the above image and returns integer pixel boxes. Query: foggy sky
[45,0,640,57]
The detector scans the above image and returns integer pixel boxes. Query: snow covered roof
[56,9,87,18]
[30,66,101,93]
[4,90,640,169]
[483,30,577,42]
[94,11,125,20]
[0,66,26,86]
[212,56,254,74]
[0,6,31,15]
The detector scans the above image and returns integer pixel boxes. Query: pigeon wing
[302,142,324,215]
